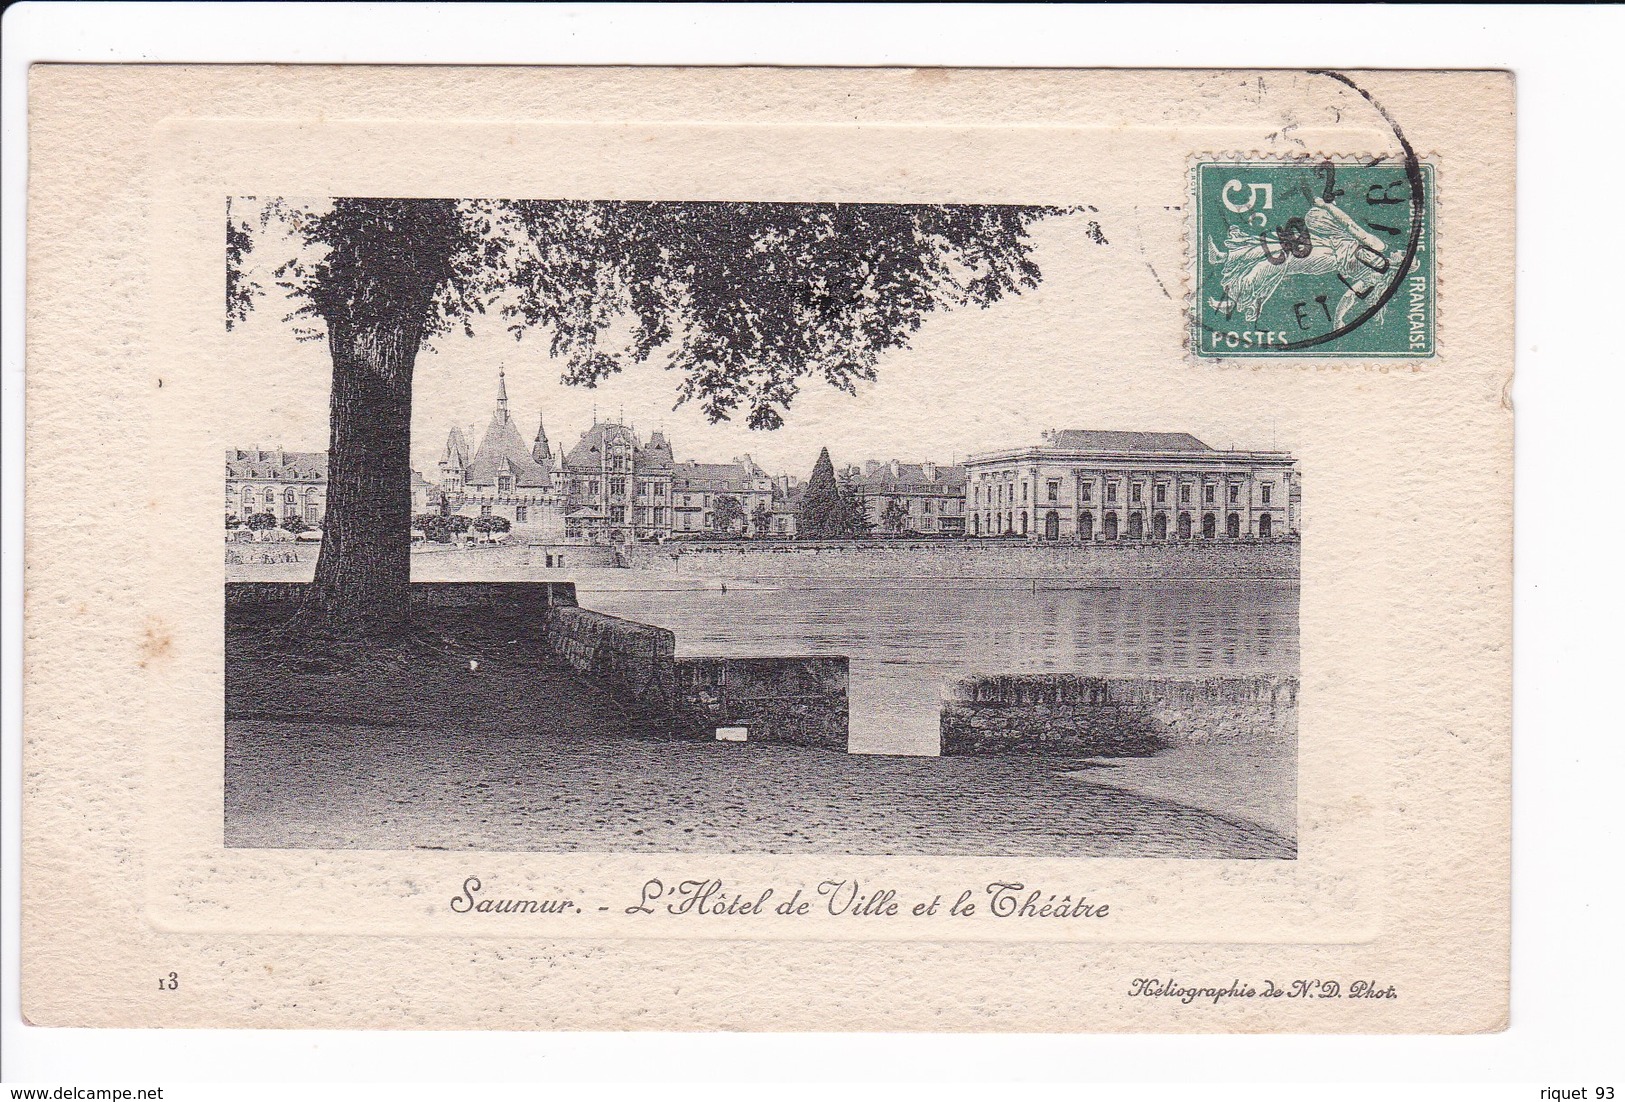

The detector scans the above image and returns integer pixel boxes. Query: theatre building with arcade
[962,429,1299,542]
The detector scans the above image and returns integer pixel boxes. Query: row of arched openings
[972,510,1271,539]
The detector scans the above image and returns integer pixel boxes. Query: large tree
[797,447,843,540]
[229,198,1071,639]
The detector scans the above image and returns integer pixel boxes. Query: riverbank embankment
[622,537,1300,581]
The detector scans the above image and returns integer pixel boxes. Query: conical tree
[798,448,843,540]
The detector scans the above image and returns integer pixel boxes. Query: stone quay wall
[674,656,849,751]
[225,580,579,619]
[226,581,851,747]
[539,605,678,719]
[625,538,1299,581]
[941,673,1298,756]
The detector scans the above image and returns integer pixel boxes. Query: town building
[849,459,968,536]
[434,368,565,539]
[671,455,775,536]
[963,429,1299,541]
[225,447,329,526]
[768,475,801,538]
[562,421,674,542]
[227,447,429,529]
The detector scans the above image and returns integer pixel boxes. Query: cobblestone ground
[225,622,1293,859]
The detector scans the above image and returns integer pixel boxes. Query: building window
[924,499,933,514]
[1047,480,1060,503]
[1079,482,1093,503]
[304,505,317,523]
[480,504,493,517]
[611,506,625,523]
[1204,484,1216,505]
[1106,483,1118,504]
[1131,483,1143,505]
[1180,484,1192,505]
[1228,483,1240,504]
[498,476,512,493]
[515,506,528,523]
[284,489,296,504]
[1261,483,1273,505]
[1154,483,1167,504]
[610,478,626,497]
[1021,483,1028,502]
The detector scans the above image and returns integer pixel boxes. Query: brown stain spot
[140,618,173,668]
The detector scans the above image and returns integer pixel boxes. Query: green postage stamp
[1191,155,1435,358]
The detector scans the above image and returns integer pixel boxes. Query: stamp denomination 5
[1191,155,1435,359]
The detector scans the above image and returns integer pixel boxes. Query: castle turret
[493,366,510,423]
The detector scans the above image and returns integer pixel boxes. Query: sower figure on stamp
[1206,196,1410,327]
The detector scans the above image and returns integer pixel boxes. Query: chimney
[889,459,902,480]
[864,459,882,478]
[923,460,937,482]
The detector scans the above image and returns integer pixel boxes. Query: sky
[222,209,1297,481]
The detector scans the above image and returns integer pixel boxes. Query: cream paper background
[24,66,1510,1031]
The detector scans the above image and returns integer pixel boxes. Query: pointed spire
[533,411,552,468]
[494,365,510,421]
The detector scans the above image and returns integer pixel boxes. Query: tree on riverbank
[881,498,909,536]
[710,494,745,536]
[797,448,843,539]
[229,198,1073,640]
[798,448,876,540]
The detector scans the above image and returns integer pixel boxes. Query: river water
[228,544,1298,757]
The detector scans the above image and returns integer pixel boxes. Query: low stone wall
[675,656,849,750]
[225,580,578,617]
[941,674,1297,756]
[539,605,677,718]
[625,538,1299,582]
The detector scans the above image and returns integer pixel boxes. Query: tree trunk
[277,198,460,643]
[285,314,420,640]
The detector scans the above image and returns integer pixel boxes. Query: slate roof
[672,456,769,491]
[225,449,327,481]
[440,427,471,469]
[856,462,967,494]
[1043,430,1215,453]
[563,422,674,472]
[465,408,554,489]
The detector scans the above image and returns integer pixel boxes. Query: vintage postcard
[22,66,1511,1031]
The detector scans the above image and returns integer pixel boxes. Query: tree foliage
[246,511,280,531]
[881,497,910,535]
[279,514,310,534]
[710,494,746,535]
[226,194,1085,636]
[471,514,512,533]
[797,448,843,540]
[230,198,1068,431]
[750,502,772,539]
[837,477,874,539]
[796,449,875,539]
